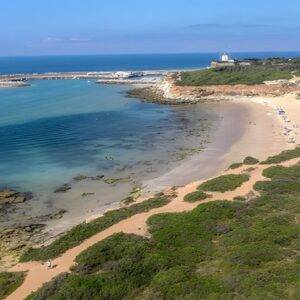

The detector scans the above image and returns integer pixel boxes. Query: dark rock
[49,209,67,220]
[81,192,95,197]
[73,174,104,182]
[73,174,89,181]
[0,189,33,205]
[8,241,26,251]
[54,184,71,193]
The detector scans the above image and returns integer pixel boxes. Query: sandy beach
[143,96,289,193]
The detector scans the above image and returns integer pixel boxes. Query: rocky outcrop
[0,189,33,205]
[54,184,72,193]
[73,174,104,182]
[128,75,300,104]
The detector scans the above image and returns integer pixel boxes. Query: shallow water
[0,80,219,226]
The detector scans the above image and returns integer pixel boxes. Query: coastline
[1,70,299,273]
[142,97,288,193]
[2,73,300,299]
[55,93,294,226]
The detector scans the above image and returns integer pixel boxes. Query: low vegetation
[198,174,250,193]
[27,161,300,299]
[243,156,259,164]
[20,196,171,262]
[183,190,210,202]
[260,147,300,164]
[177,67,293,86]
[177,58,300,86]
[0,272,25,299]
[228,162,243,169]
[255,164,300,194]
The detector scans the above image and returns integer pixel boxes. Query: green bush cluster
[0,272,25,299]
[177,66,293,86]
[243,156,259,164]
[261,147,300,164]
[183,190,210,202]
[255,164,300,195]
[20,196,171,262]
[228,162,243,170]
[198,174,250,193]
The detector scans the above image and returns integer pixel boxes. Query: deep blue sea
[0,52,300,74]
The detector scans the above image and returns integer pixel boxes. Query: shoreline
[140,97,289,193]
[1,72,300,272]
[46,94,293,231]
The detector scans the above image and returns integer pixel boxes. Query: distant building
[211,53,253,68]
[221,53,235,63]
[211,53,236,68]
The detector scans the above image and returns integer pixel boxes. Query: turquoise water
[0,80,216,194]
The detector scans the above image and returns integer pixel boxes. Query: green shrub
[229,242,284,267]
[177,66,293,86]
[228,162,243,169]
[73,233,152,275]
[0,272,25,299]
[20,196,171,262]
[243,156,259,164]
[26,161,300,300]
[198,174,250,193]
[262,164,300,179]
[261,147,300,164]
[183,190,210,202]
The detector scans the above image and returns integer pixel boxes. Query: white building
[211,52,236,68]
[221,53,235,63]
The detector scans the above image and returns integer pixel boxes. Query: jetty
[0,70,166,88]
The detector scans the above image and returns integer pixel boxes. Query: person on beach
[45,260,52,269]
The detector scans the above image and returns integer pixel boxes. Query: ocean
[1,52,300,74]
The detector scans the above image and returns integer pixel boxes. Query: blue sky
[1,0,299,56]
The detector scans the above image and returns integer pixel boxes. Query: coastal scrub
[177,67,293,86]
[228,162,243,170]
[198,174,250,193]
[0,272,25,299]
[183,190,210,202]
[27,161,300,299]
[20,196,171,262]
[243,156,259,164]
[260,147,300,164]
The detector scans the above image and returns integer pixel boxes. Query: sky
[0,0,300,56]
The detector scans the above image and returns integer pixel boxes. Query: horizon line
[1,50,300,59]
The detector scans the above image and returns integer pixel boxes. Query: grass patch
[255,164,300,195]
[177,66,293,86]
[20,196,171,262]
[243,156,259,164]
[0,272,25,299]
[260,147,300,164]
[228,162,243,170]
[198,174,250,193]
[183,190,210,202]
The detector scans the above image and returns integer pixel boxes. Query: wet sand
[143,99,287,193]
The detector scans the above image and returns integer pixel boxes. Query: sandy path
[6,157,300,300]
